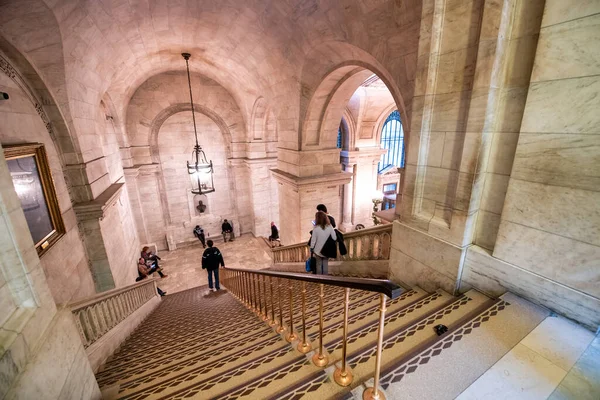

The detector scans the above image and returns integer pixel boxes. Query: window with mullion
[378,110,404,173]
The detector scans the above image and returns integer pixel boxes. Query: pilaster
[271,169,351,244]
[73,183,124,292]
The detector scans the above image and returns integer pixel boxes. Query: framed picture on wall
[4,143,65,256]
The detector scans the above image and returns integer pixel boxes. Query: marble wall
[0,67,95,305]
[124,71,279,248]
[0,144,99,398]
[391,0,600,330]
[488,0,600,329]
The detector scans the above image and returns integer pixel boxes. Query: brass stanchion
[244,272,249,306]
[256,274,263,316]
[261,275,269,321]
[254,274,260,315]
[297,282,312,353]
[312,284,328,367]
[334,288,353,386]
[269,276,277,326]
[363,294,387,400]
[285,283,298,342]
[276,278,286,333]
[249,273,256,310]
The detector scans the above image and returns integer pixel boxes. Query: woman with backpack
[309,211,337,274]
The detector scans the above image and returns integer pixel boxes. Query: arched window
[378,110,404,173]
[337,124,342,149]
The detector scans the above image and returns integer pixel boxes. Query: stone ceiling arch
[149,103,233,164]
[0,22,80,166]
[126,71,244,165]
[297,41,413,152]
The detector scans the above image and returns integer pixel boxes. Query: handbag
[305,256,317,273]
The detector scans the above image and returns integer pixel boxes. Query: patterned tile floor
[154,234,273,295]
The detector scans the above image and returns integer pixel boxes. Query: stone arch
[341,108,356,151]
[298,43,410,153]
[250,97,268,141]
[0,40,80,167]
[249,96,278,143]
[0,3,82,166]
[148,103,234,165]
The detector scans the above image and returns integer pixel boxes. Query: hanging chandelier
[182,52,215,195]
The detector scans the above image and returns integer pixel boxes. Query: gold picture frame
[4,143,65,256]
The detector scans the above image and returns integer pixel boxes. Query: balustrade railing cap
[69,277,159,311]
[272,223,392,252]
[223,268,403,299]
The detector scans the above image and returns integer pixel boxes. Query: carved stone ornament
[0,53,54,138]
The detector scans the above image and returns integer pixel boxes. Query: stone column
[271,169,351,245]
[340,163,355,232]
[123,167,148,244]
[244,158,278,237]
[349,148,387,226]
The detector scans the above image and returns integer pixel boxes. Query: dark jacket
[193,227,204,238]
[321,235,338,258]
[335,229,347,256]
[202,247,224,270]
[270,225,279,239]
[222,222,233,232]
[328,215,336,228]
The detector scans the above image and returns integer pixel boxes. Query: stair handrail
[222,266,402,299]
[272,223,393,263]
[221,266,401,398]
[69,277,160,348]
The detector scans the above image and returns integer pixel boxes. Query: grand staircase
[92,267,549,400]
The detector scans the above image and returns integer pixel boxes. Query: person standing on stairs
[202,240,225,291]
[310,211,337,274]
[316,203,336,228]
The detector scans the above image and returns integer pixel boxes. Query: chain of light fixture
[182,53,215,195]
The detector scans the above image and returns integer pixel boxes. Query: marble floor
[153,234,273,295]
[457,316,600,400]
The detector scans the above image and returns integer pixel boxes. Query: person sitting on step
[137,257,168,279]
[136,258,167,296]
[221,219,234,242]
[268,221,280,247]
[141,246,162,269]
[193,225,206,248]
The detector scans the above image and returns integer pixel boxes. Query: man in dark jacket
[202,240,224,290]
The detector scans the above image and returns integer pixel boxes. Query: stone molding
[341,148,387,165]
[73,183,124,221]
[270,168,352,189]
[0,52,53,139]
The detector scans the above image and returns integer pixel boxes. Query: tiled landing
[457,314,598,400]
[155,234,273,294]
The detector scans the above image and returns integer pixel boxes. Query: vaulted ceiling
[0,0,423,152]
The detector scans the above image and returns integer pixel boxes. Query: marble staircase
[94,275,550,400]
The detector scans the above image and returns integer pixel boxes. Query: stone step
[371,292,550,400]
[280,290,494,400]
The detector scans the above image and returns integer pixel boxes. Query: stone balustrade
[272,224,392,263]
[69,278,159,348]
